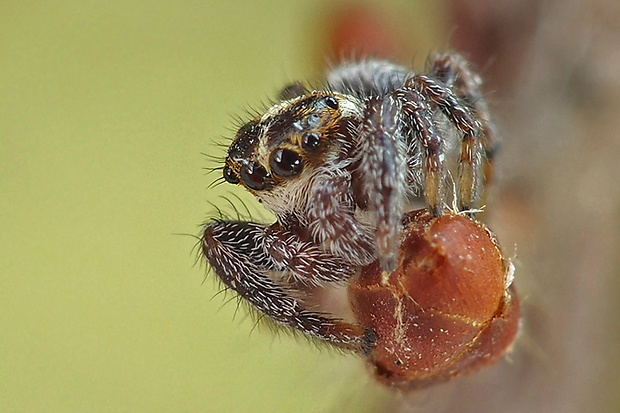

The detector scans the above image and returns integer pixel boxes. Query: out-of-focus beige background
[2,1,619,412]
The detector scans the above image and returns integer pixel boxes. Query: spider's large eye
[223,165,239,184]
[269,148,303,177]
[240,162,270,190]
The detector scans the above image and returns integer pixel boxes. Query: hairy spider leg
[405,74,481,212]
[355,96,408,271]
[202,220,374,352]
[394,87,447,217]
[429,52,500,204]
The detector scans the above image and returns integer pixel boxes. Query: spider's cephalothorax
[223,91,366,219]
[202,52,499,353]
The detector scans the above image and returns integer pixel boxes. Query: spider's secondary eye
[324,96,339,110]
[240,162,270,190]
[223,165,239,184]
[307,113,321,126]
[269,148,303,177]
[302,133,321,151]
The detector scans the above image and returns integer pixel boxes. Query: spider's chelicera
[201,52,499,353]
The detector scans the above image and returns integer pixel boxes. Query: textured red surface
[349,209,519,389]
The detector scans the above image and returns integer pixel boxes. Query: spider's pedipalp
[307,169,376,266]
[264,220,356,286]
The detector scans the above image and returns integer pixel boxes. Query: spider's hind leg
[405,71,482,212]
[394,88,448,217]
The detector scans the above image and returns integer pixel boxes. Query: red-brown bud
[349,209,519,389]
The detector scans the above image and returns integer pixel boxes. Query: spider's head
[222,91,362,213]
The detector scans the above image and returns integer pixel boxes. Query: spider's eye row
[223,165,239,184]
[302,133,321,151]
[324,96,339,110]
[240,162,270,190]
[269,148,303,177]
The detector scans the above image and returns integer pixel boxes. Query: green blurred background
[0,1,442,411]
[3,1,620,412]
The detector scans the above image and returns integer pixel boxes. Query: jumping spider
[202,52,499,353]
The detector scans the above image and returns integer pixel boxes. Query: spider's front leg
[202,219,374,352]
[354,96,408,271]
